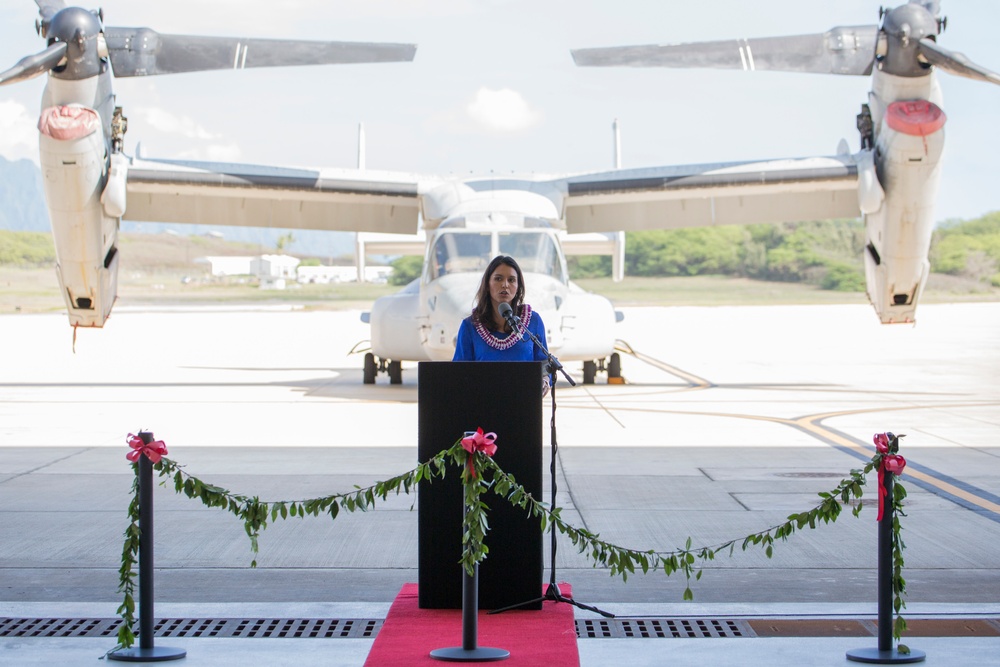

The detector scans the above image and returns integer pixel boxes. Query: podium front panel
[418,361,543,610]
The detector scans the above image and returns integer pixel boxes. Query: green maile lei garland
[112,432,912,654]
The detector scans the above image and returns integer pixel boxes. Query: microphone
[498,302,520,328]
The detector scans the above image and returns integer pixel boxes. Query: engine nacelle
[548,287,619,360]
[39,104,120,328]
[863,100,945,324]
[369,281,432,361]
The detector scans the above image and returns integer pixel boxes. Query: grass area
[119,270,399,310]
[575,274,1000,307]
[575,276,868,307]
[0,266,399,314]
[2,230,997,314]
[3,266,997,316]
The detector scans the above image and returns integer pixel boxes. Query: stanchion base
[107,646,187,662]
[430,646,509,662]
[847,647,926,664]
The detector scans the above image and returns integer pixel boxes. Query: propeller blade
[918,38,1000,85]
[0,41,67,86]
[35,0,66,22]
[573,25,878,76]
[104,28,416,77]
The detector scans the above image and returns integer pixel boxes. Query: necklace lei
[473,304,533,351]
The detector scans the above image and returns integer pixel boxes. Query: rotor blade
[918,38,1000,85]
[572,25,878,76]
[0,42,67,86]
[35,0,66,22]
[104,28,416,77]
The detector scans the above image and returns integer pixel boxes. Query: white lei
[473,304,533,351]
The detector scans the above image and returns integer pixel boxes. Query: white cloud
[465,87,541,133]
[0,100,39,163]
[129,106,243,161]
[136,107,220,141]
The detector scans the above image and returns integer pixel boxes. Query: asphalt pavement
[2,302,998,665]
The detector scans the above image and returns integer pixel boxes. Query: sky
[1,0,998,223]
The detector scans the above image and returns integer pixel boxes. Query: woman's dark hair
[472,255,525,328]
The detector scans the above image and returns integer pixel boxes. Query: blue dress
[453,305,549,363]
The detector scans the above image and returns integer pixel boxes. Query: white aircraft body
[2,0,998,384]
[356,184,626,384]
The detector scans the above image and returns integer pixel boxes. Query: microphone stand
[489,310,614,618]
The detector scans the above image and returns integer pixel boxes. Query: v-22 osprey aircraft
[1,0,997,385]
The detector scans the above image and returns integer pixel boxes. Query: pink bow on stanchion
[874,432,906,521]
[461,428,497,478]
[126,433,168,464]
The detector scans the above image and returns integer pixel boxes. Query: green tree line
[930,213,1000,287]
[0,231,57,266]
[6,214,999,290]
[571,219,867,291]
[569,213,1000,290]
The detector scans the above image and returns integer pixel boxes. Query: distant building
[251,254,300,279]
[196,254,391,287]
[196,254,301,287]
[296,265,353,284]
[364,266,392,284]
[296,265,393,284]
[197,256,253,276]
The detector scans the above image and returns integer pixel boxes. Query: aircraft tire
[582,360,597,384]
[363,353,377,384]
[608,353,622,378]
[388,360,403,385]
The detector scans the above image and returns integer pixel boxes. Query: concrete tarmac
[1,302,999,665]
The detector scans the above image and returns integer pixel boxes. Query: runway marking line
[610,346,1000,519]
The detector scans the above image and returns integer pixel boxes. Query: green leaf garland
[112,436,910,652]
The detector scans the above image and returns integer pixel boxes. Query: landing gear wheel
[363,353,377,384]
[582,360,597,385]
[388,360,403,385]
[608,353,622,382]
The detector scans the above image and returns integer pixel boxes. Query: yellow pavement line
[629,350,713,389]
[617,345,1000,516]
[796,410,1000,515]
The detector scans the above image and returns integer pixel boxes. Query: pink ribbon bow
[873,433,906,522]
[461,428,497,478]
[126,433,168,464]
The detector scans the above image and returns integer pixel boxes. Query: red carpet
[364,583,580,666]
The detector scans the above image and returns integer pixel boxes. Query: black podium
[418,361,544,610]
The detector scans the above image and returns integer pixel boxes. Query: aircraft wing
[124,157,422,234]
[559,155,861,233]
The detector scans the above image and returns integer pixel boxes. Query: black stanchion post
[847,462,925,664]
[462,567,478,651]
[109,432,186,663]
[430,492,509,662]
[877,479,893,655]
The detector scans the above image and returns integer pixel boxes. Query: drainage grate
[576,618,754,639]
[0,618,382,639]
[2,617,751,640]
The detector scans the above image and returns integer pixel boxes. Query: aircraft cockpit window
[499,232,564,283]
[430,232,492,279]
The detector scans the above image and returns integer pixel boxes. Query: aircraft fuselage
[367,210,620,370]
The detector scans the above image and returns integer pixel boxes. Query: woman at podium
[453,256,550,391]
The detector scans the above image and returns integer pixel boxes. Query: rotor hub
[46,7,103,80]
[878,3,939,77]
